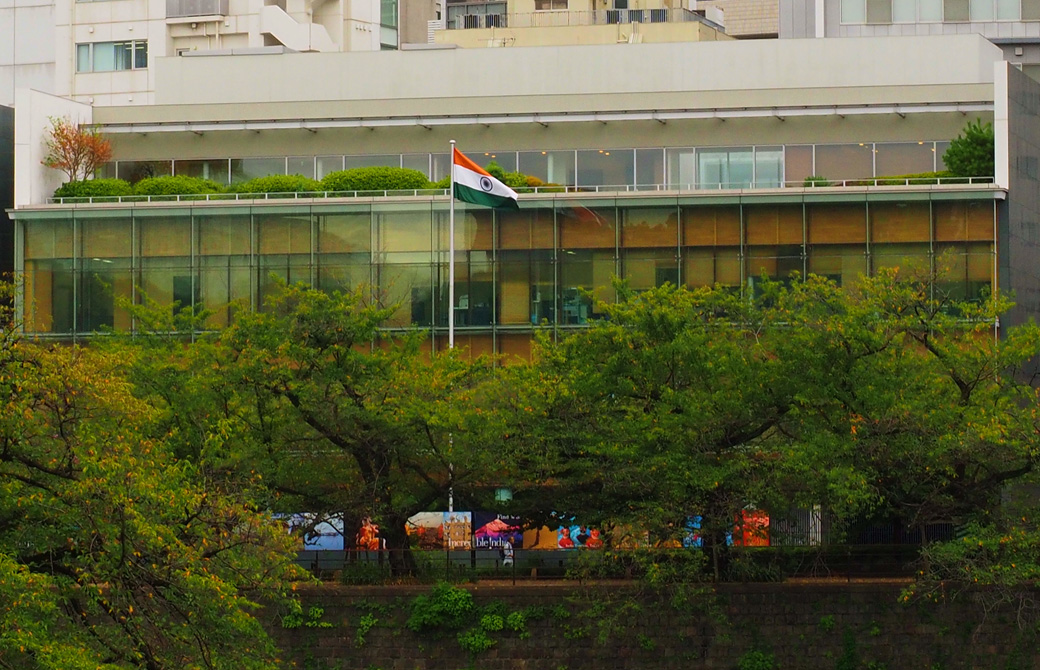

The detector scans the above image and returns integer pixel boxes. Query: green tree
[942,118,995,179]
[0,287,302,670]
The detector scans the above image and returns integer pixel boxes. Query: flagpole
[448,139,456,514]
[449,139,456,352]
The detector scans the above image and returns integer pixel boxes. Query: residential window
[840,0,866,22]
[535,0,567,9]
[75,41,147,73]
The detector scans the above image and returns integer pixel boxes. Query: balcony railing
[166,0,229,19]
[446,8,715,30]
[45,177,997,206]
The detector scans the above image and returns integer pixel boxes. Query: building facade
[9,36,1040,352]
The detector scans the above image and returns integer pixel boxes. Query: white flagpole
[448,139,456,514]
[449,139,456,351]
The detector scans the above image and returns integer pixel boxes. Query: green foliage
[818,615,836,632]
[943,118,995,178]
[803,175,831,187]
[456,627,496,655]
[282,599,305,629]
[355,613,378,647]
[835,629,860,670]
[228,174,321,194]
[637,633,656,651]
[406,582,475,632]
[506,610,527,632]
[320,166,431,192]
[479,613,505,632]
[53,177,133,199]
[738,649,777,670]
[134,174,225,196]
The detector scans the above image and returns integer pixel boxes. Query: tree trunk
[381,514,417,576]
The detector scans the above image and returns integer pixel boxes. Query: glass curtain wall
[16,197,997,353]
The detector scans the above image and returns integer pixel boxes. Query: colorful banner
[473,513,522,550]
[444,512,473,550]
[283,513,345,551]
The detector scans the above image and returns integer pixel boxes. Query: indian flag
[452,148,520,210]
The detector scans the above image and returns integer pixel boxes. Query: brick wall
[698,0,778,38]
[268,582,1039,670]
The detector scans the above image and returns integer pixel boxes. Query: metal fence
[47,176,997,206]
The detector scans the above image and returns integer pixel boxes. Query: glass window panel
[635,149,664,188]
[935,200,994,241]
[892,0,916,20]
[747,247,803,284]
[23,259,74,334]
[196,212,252,327]
[807,203,867,244]
[970,0,994,19]
[138,211,190,258]
[118,160,172,184]
[473,151,516,172]
[317,156,344,179]
[996,0,1019,17]
[665,148,696,189]
[377,263,433,327]
[79,215,132,259]
[498,333,533,362]
[808,245,867,286]
[175,159,229,184]
[785,145,814,185]
[745,204,803,246]
[498,204,554,250]
[24,218,74,259]
[431,153,451,183]
[623,249,678,290]
[134,41,147,69]
[436,250,493,327]
[559,250,614,324]
[621,205,678,247]
[576,150,633,187]
[317,209,371,254]
[76,44,90,72]
[872,243,931,275]
[376,205,432,254]
[935,142,951,171]
[683,247,741,287]
[231,157,286,183]
[98,162,117,179]
[920,0,943,19]
[498,250,554,325]
[870,202,930,243]
[866,0,892,22]
[698,148,753,189]
[945,0,970,20]
[814,144,874,181]
[198,212,251,257]
[402,154,430,178]
[287,157,315,179]
[139,259,195,315]
[559,202,615,249]
[681,205,741,246]
[317,255,371,295]
[841,0,865,21]
[258,253,311,308]
[79,259,132,332]
[1024,0,1040,19]
[344,154,402,169]
[257,211,311,255]
[754,147,783,188]
[92,42,116,72]
[438,207,493,252]
[874,142,936,177]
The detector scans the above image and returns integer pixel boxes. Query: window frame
[75,40,148,73]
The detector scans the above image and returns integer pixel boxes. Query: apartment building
[8,35,1039,354]
[781,0,1040,79]
[0,0,435,107]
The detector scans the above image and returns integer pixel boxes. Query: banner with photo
[407,512,446,550]
[283,513,345,551]
[444,512,473,550]
[473,513,522,549]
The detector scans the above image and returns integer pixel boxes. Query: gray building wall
[779,0,816,38]
[0,105,12,282]
[0,0,57,107]
[1002,63,1040,330]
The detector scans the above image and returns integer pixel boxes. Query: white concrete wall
[150,35,1003,108]
[0,0,57,106]
[14,88,92,206]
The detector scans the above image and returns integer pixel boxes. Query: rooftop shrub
[227,174,321,195]
[320,166,431,193]
[943,119,994,179]
[53,178,133,199]
[133,175,225,196]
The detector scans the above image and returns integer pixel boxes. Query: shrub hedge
[320,166,431,193]
[53,179,133,199]
[133,175,225,196]
[228,174,321,194]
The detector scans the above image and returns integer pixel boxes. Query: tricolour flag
[452,148,520,210]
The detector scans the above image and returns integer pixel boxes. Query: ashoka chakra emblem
[479,176,494,192]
